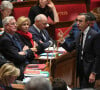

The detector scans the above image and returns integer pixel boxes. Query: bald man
[29,14,54,54]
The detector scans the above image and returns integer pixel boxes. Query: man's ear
[5,24,9,29]
[87,21,90,25]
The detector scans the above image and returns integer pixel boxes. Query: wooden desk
[51,50,77,88]
[35,50,77,88]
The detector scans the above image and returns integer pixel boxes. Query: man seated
[29,14,54,54]
[0,16,37,80]
[52,78,71,90]
[25,77,52,90]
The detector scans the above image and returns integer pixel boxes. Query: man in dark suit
[0,16,37,80]
[65,12,100,45]
[29,14,54,54]
[58,13,100,88]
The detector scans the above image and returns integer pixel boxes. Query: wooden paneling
[51,50,77,88]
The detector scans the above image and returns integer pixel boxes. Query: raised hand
[47,0,55,9]
[57,29,65,43]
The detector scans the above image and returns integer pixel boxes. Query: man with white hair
[25,77,52,90]
[0,1,13,30]
[0,16,37,80]
[29,14,54,54]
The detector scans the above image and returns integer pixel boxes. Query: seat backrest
[55,3,87,22]
[55,27,72,40]
[13,7,31,20]
[90,0,100,10]
[13,3,87,21]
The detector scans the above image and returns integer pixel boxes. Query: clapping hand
[57,29,64,43]
[30,48,37,52]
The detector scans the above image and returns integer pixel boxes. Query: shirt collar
[33,24,41,33]
[6,33,13,38]
[83,26,90,35]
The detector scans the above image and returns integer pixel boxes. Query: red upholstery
[90,0,100,10]
[13,7,31,20]
[55,27,72,40]
[13,4,86,21]
[13,4,86,40]
[55,4,87,22]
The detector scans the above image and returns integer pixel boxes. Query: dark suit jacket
[66,22,100,45]
[16,32,33,48]
[0,32,35,67]
[61,28,99,78]
[29,25,54,53]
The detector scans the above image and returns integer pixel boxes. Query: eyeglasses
[8,22,17,26]
[42,23,48,25]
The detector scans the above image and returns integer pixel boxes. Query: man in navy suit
[29,14,54,54]
[58,13,100,88]
[65,12,100,45]
[0,16,37,80]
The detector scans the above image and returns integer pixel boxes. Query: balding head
[34,14,49,30]
[34,14,47,22]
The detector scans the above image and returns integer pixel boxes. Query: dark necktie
[12,36,22,51]
[80,32,84,60]
[80,32,84,47]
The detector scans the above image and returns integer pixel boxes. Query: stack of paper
[24,69,49,77]
[45,47,66,53]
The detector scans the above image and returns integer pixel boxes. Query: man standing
[0,16,37,80]
[58,13,100,88]
[29,14,54,54]
[65,12,100,45]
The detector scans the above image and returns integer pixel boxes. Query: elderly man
[58,13,100,88]
[29,14,54,54]
[0,16,37,80]
[0,1,13,31]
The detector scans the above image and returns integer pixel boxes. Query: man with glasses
[0,16,37,80]
[0,1,13,31]
[29,14,54,54]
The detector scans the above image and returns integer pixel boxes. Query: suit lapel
[76,32,81,46]
[83,29,92,52]
[5,33,21,50]
[33,26,44,40]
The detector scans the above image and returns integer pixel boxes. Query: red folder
[25,64,46,70]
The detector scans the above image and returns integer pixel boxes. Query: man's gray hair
[2,16,15,28]
[0,1,13,10]
[25,77,52,90]
[34,14,47,22]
